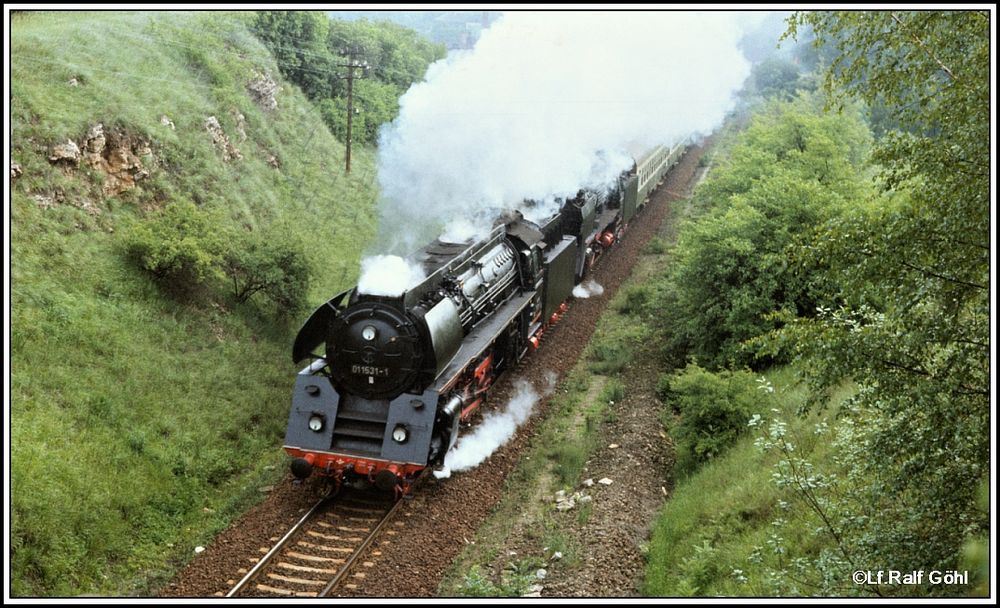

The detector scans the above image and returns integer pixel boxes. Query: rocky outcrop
[81,124,152,196]
[204,116,242,162]
[234,112,248,143]
[48,124,153,196]
[49,139,81,165]
[11,161,22,179]
[247,70,279,111]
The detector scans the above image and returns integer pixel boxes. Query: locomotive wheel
[319,478,341,499]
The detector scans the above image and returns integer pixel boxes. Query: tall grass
[10,11,378,595]
[643,367,852,596]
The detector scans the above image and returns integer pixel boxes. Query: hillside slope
[10,11,377,596]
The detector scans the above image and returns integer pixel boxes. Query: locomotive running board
[432,289,536,393]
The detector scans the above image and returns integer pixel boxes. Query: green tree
[124,200,226,291]
[249,14,445,145]
[319,79,401,144]
[748,57,804,101]
[251,11,333,99]
[322,18,445,144]
[657,96,870,369]
[773,11,989,582]
[326,18,445,91]
[222,226,312,313]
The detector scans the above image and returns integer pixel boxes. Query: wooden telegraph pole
[336,48,370,174]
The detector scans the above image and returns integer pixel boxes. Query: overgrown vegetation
[125,201,312,311]
[10,11,380,596]
[652,94,871,370]
[250,11,446,144]
[767,10,989,592]
[643,10,989,597]
[644,367,851,596]
[658,364,767,476]
[459,559,547,597]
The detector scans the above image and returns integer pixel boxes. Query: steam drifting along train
[284,142,686,495]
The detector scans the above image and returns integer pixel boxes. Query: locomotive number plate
[352,365,390,377]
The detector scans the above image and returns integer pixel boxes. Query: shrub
[222,227,312,312]
[617,284,653,316]
[124,201,226,289]
[587,322,646,376]
[644,236,668,254]
[459,559,543,597]
[652,96,871,370]
[659,363,766,475]
[126,204,313,312]
[600,378,626,404]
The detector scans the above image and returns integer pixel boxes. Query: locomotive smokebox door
[327,302,423,401]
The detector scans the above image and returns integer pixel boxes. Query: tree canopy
[775,10,990,583]
[251,12,446,145]
[656,95,871,369]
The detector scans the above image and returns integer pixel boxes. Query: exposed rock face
[33,193,56,210]
[234,112,248,143]
[49,139,81,165]
[80,123,152,196]
[11,161,22,179]
[84,123,106,155]
[44,124,153,198]
[42,123,154,200]
[247,70,279,111]
[204,116,242,161]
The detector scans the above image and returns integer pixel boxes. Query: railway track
[226,489,402,597]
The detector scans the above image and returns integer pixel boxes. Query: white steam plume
[373,11,753,252]
[435,372,558,479]
[356,255,426,296]
[572,280,605,299]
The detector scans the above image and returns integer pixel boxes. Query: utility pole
[335,47,370,174]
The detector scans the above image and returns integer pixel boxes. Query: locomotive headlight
[308,415,324,432]
[362,325,377,341]
[392,424,408,443]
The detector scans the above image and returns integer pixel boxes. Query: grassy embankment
[10,11,377,596]
[643,371,851,596]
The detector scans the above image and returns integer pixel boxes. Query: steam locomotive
[284,142,686,494]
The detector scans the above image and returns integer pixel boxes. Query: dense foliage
[655,95,871,369]
[251,11,446,144]
[126,201,227,287]
[250,11,333,100]
[658,364,767,476]
[645,11,988,597]
[221,225,312,311]
[771,10,990,589]
[126,202,312,312]
[746,57,806,101]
